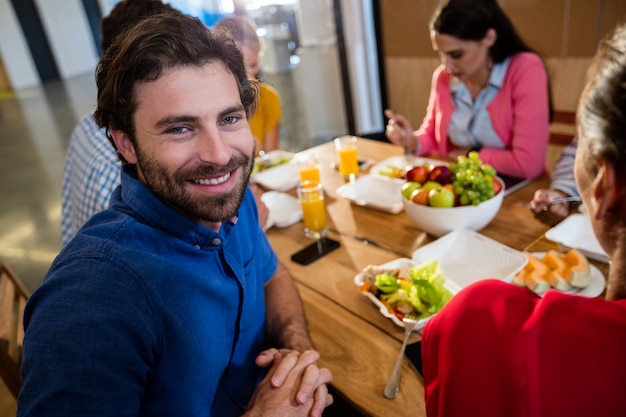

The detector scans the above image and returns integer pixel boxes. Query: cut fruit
[513,250,591,294]
[546,269,572,291]
[520,268,550,294]
[543,250,572,290]
[514,254,550,294]
[563,248,591,288]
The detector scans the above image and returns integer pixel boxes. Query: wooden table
[262,138,608,416]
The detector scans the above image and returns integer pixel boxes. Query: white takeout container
[336,175,404,214]
[354,229,527,330]
[251,150,299,191]
[369,155,447,179]
[260,191,302,229]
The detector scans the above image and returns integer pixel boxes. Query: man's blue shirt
[19,165,278,416]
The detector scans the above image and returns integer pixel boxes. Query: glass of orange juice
[298,154,321,183]
[297,181,327,239]
[334,136,359,181]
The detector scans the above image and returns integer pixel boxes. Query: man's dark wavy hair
[94,11,258,163]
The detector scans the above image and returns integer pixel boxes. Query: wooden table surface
[262,138,608,416]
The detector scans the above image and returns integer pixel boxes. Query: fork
[523,196,581,210]
[404,144,415,165]
[383,315,420,399]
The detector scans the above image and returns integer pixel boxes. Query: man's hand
[530,188,571,226]
[245,349,334,417]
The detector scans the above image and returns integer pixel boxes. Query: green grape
[450,153,498,206]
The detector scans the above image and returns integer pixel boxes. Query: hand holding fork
[526,189,582,227]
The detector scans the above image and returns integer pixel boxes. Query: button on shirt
[448,58,511,150]
[19,165,278,417]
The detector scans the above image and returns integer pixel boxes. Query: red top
[422,279,626,417]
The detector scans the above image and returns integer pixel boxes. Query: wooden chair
[546,110,577,171]
[0,262,30,399]
[550,110,577,145]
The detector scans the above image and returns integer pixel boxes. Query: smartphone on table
[291,237,340,266]
[405,340,423,379]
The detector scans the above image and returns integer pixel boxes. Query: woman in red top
[422,22,626,417]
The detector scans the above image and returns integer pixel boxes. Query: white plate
[336,175,404,214]
[261,191,302,229]
[525,252,605,298]
[369,155,447,180]
[355,229,528,330]
[251,151,299,192]
[411,229,528,286]
[545,213,609,263]
[353,258,460,331]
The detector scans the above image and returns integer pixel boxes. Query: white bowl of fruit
[401,152,504,237]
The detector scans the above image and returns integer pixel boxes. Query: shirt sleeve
[19,260,160,416]
[415,66,451,157]
[549,138,578,198]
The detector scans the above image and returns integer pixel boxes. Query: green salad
[252,156,292,176]
[360,260,453,320]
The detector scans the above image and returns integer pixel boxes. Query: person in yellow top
[216,16,282,154]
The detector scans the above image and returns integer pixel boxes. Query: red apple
[405,166,428,184]
[492,177,503,195]
[428,165,452,185]
[410,188,430,205]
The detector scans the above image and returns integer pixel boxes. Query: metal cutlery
[383,315,420,399]
[523,196,581,211]
[404,143,415,165]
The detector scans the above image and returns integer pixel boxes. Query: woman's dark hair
[578,22,626,168]
[430,0,532,63]
[94,10,258,164]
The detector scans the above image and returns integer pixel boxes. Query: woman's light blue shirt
[448,58,511,150]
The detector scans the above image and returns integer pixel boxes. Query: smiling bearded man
[17,10,333,417]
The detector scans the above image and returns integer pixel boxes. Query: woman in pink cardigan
[386,0,551,179]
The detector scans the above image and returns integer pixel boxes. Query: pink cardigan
[415,52,550,179]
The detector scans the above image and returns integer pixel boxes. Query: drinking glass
[297,181,328,239]
[298,154,321,183]
[334,136,359,181]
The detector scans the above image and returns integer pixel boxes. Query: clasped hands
[244,348,334,417]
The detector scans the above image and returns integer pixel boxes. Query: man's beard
[135,150,254,224]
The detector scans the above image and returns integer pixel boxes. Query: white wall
[0,0,40,89]
[34,0,99,80]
